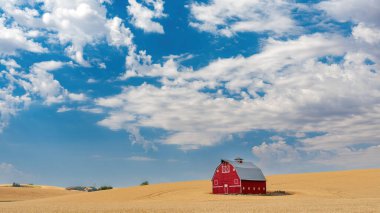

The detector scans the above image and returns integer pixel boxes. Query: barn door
[224,184,228,194]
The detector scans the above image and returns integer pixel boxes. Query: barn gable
[212,158,266,194]
[221,159,266,181]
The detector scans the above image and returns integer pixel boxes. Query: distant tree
[12,182,21,187]
[66,186,94,191]
[66,186,86,191]
[140,181,149,186]
[98,186,113,190]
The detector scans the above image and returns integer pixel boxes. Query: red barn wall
[241,180,266,194]
[212,162,241,194]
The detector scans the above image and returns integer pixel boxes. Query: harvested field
[0,169,379,212]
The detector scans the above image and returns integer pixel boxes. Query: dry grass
[0,169,379,212]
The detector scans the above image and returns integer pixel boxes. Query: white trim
[222,164,230,173]
[213,185,240,188]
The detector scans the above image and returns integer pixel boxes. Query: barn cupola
[234,157,243,163]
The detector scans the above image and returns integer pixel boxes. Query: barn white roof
[222,159,266,181]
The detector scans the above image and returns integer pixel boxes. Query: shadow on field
[263,190,293,196]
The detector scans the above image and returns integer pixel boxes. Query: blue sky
[0,0,379,187]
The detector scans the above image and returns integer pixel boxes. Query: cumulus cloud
[189,0,297,37]
[20,61,87,105]
[96,29,380,170]
[1,0,379,171]
[317,0,380,27]
[127,0,166,34]
[252,137,302,171]
[0,0,43,28]
[39,0,109,66]
[0,59,21,69]
[0,0,136,132]
[0,59,88,131]
[352,23,380,44]
[0,17,47,55]
[106,16,134,47]
[1,0,135,66]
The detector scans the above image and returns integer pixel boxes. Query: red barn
[212,158,266,194]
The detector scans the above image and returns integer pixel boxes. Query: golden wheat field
[0,169,379,213]
[0,184,81,202]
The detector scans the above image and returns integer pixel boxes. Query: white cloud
[311,145,380,169]
[0,17,47,56]
[0,0,43,28]
[57,106,73,113]
[2,60,87,106]
[40,1,109,66]
[87,78,98,83]
[0,59,21,69]
[38,1,136,66]
[352,23,380,44]
[78,106,103,114]
[106,16,134,47]
[57,106,103,114]
[127,0,166,34]
[252,138,301,169]
[317,0,380,27]
[22,61,79,105]
[0,86,31,133]
[126,156,156,161]
[0,162,26,183]
[0,0,138,68]
[1,0,379,172]
[98,62,107,69]
[0,1,138,132]
[189,0,297,37]
[96,31,380,170]
[68,93,87,102]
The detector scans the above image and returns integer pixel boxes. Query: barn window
[258,187,260,190]
[234,179,238,184]
[243,187,245,190]
[222,165,230,173]
[214,180,218,185]
[253,187,255,191]
[263,187,265,190]
[248,187,250,190]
